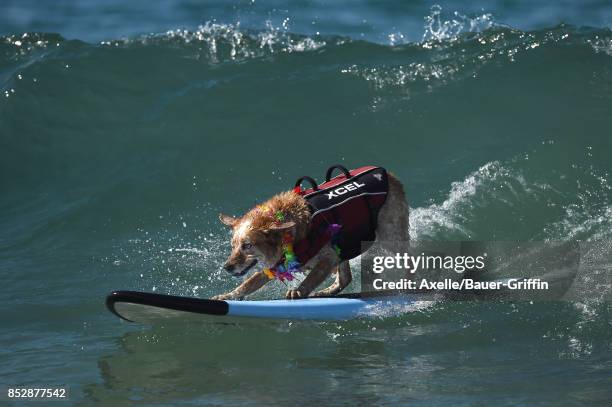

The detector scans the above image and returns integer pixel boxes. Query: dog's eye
[242,242,253,250]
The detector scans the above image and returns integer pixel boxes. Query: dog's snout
[224,262,235,272]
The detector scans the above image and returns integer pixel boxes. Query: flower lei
[258,206,301,281]
[259,205,343,282]
[263,230,301,281]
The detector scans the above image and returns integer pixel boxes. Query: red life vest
[293,165,389,264]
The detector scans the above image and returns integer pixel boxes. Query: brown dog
[213,170,408,300]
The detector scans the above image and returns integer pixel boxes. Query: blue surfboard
[106,290,431,323]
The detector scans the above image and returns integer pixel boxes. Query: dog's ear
[219,213,238,227]
[263,221,295,234]
[269,221,295,231]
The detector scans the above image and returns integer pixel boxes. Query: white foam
[410,161,503,240]
[107,21,326,64]
[589,36,612,56]
[361,298,438,318]
[422,5,494,43]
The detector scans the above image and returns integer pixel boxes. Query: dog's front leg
[286,255,336,299]
[212,271,270,300]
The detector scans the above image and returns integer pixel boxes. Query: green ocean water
[1,1,612,405]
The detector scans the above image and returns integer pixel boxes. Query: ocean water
[1,1,612,405]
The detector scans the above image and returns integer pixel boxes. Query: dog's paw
[211,294,228,300]
[212,292,242,301]
[285,289,304,300]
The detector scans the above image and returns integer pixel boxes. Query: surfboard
[106,290,431,323]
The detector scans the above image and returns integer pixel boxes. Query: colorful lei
[263,231,301,281]
[256,204,300,281]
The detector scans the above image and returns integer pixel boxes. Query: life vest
[293,165,389,264]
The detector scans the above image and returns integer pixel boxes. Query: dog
[212,166,409,300]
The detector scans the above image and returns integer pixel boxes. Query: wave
[2,7,610,69]
[1,23,609,126]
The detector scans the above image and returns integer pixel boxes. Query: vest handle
[325,165,352,182]
[294,176,319,192]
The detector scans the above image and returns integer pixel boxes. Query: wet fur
[214,173,408,300]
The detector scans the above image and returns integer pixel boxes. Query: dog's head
[219,213,294,277]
